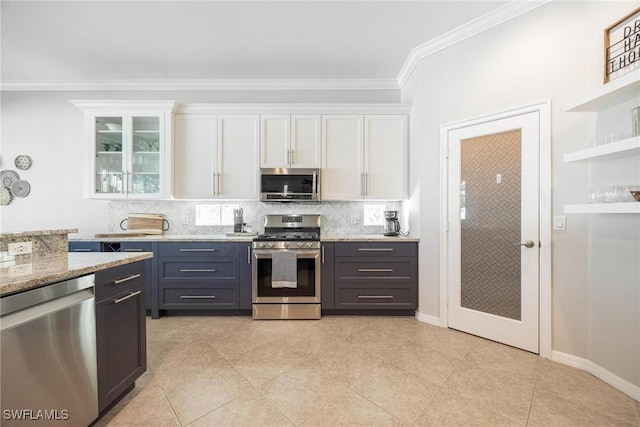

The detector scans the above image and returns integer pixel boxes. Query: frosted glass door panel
[460,130,522,320]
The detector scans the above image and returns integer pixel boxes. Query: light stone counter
[1,252,153,296]
[321,235,419,242]
[70,234,256,243]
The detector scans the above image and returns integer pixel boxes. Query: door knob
[515,240,536,248]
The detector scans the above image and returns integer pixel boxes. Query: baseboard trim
[551,350,640,401]
[415,311,443,327]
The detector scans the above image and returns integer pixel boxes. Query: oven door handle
[253,249,320,257]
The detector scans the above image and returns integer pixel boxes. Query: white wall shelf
[565,72,640,112]
[564,203,640,214]
[563,136,640,163]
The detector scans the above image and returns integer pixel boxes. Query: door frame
[439,101,552,358]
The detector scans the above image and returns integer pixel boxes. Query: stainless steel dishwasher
[1,274,98,426]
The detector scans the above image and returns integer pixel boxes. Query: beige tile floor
[96,316,640,427]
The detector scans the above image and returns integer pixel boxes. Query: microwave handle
[312,171,317,199]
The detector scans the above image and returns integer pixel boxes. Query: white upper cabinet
[364,115,408,200]
[217,115,260,199]
[260,115,321,168]
[173,114,259,199]
[322,115,407,201]
[322,115,364,200]
[72,101,175,200]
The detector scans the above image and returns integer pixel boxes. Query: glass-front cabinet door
[76,101,175,199]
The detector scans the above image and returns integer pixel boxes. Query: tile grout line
[524,356,542,426]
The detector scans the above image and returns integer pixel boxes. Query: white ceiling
[1,1,516,90]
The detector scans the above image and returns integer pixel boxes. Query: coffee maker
[383,211,401,236]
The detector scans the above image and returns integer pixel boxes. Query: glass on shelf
[131,173,159,194]
[588,185,640,203]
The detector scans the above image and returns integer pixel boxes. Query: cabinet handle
[217,172,222,195]
[212,172,216,195]
[73,248,93,252]
[179,248,216,252]
[358,268,393,272]
[321,246,325,264]
[357,248,394,252]
[114,290,142,304]
[360,173,365,196]
[179,269,216,272]
[114,273,141,285]
[364,172,368,196]
[290,148,294,165]
[180,295,216,299]
[357,295,394,299]
[247,246,251,264]
[124,248,143,252]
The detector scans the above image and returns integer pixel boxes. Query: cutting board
[124,213,166,235]
[95,232,148,238]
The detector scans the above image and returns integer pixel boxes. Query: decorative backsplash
[107,200,402,236]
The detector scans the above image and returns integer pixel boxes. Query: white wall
[0,89,399,233]
[402,1,639,388]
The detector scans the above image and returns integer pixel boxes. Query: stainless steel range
[252,214,321,320]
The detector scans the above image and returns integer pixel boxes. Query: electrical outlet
[348,214,359,224]
[182,215,190,225]
[8,241,32,255]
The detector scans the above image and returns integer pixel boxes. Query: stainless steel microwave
[260,168,320,202]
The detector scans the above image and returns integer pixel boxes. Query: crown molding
[175,103,411,115]
[0,79,399,92]
[396,0,552,88]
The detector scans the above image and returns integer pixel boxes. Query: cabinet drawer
[120,242,153,253]
[96,261,146,302]
[160,260,236,281]
[158,242,236,258]
[160,286,238,308]
[335,284,415,309]
[69,241,101,252]
[334,242,416,257]
[335,258,415,281]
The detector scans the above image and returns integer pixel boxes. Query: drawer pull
[179,269,216,273]
[180,295,216,299]
[357,248,394,252]
[114,290,142,304]
[357,268,394,272]
[124,248,143,252]
[357,295,394,299]
[180,248,216,252]
[73,248,93,252]
[114,273,141,285]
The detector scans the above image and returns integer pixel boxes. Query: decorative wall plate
[0,170,20,188]
[0,187,11,205]
[14,155,32,170]
[10,180,30,198]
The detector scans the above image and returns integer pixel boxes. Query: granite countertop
[321,235,420,242]
[1,252,153,296]
[0,228,79,239]
[70,234,257,242]
[70,234,419,242]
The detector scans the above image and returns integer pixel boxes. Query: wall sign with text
[605,7,640,83]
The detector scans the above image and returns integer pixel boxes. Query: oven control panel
[253,241,321,249]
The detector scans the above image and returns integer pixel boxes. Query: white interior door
[447,111,540,353]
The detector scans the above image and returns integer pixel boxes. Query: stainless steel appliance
[260,168,320,202]
[1,274,98,426]
[252,214,321,319]
[383,210,401,236]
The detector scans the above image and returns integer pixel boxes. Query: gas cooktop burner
[254,231,319,242]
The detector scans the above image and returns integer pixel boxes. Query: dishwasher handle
[0,274,95,316]
[1,287,95,332]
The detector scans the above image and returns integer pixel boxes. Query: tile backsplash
[108,200,403,236]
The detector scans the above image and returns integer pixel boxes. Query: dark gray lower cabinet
[69,241,156,312]
[321,243,335,309]
[95,261,147,413]
[157,242,252,315]
[332,242,418,311]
